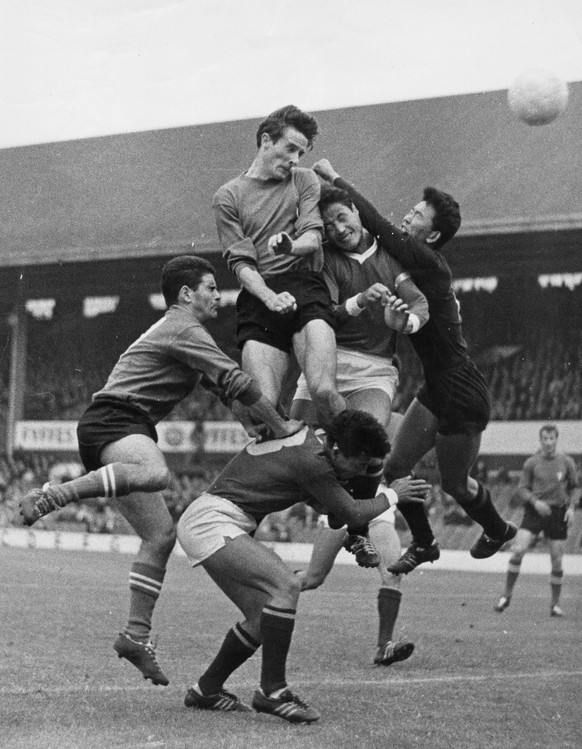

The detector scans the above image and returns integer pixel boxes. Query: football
[508,69,568,126]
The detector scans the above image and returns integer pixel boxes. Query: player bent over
[177,410,430,722]
[20,256,303,686]
[495,424,579,617]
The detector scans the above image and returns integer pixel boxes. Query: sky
[1,0,581,149]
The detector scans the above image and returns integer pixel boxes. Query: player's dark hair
[256,105,319,148]
[540,424,558,438]
[161,255,216,307]
[318,184,354,214]
[327,410,390,459]
[423,186,461,249]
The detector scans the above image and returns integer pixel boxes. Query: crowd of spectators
[1,282,581,424]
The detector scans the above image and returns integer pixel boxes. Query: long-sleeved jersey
[334,177,469,372]
[93,305,260,424]
[213,167,324,280]
[323,238,429,358]
[207,425,390,526]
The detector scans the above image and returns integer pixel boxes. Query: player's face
[401,200,438,244]
[540,430,558,457]
[189,273,221,321]
[322,202,364,253]
[331,450,371,480]
[261,126,308,180]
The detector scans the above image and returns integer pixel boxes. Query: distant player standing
[20,256,303,686]
[495,425,579,617]
[213,105,345,429]
[312,158,517,571]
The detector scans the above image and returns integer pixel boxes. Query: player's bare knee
[277,572,302,605]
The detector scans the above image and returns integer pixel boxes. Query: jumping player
[213,105,345,429]
[495,424,579,617]
[312,158,517,572]
[291,183,429,665]
[177,409,430,722]
[20,255,303,686]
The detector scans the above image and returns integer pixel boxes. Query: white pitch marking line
[3,670,581,696]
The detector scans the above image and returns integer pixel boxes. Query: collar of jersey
[246,425,309,455]
[343,237,378,264]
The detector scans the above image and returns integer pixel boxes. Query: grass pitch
[1,546,581,749]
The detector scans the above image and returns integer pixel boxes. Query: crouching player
[177,410,430,723]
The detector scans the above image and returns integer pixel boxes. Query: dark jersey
[207,426,389,525]
[335,177,469,372]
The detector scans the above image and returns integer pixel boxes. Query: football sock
[390,493,435,548]
[260,604,296,696]
[45,464,132,508]
[459,482,507,539]
[198,623,260,695]
[377,587,402,646]
[505,559,521,597]
[550,569,563,607]
[125,562,166,642]
[346,459,383,537]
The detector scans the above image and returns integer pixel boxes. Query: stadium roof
[0,83,580,286]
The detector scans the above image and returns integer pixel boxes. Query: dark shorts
[521,504,569,540]
[77,397,158,471]
[416,359,490,436]
[236,270,336,353]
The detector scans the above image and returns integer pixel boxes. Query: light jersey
[323,238,427,358]
[206,426,355,523]
[519,451,579,507]
[93,305,257,424]
[335,177,469,372]
[213,167,324,280]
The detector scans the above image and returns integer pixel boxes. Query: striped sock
[260,604,296,696]
[46,464,131,508]
[125,562,166,642]
[198,623,260,695]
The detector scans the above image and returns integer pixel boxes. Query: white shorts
[318,505,396,529]
[177,493,257,567]
[294,347,398,401]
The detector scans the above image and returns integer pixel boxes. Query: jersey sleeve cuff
[345,295,364,316]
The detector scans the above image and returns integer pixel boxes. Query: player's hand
[312,158,340,183]
[383,294,411,332]
[273,418,305,439]
[268,232,294,255]
[246,422,272,442]
[533,499,552,517]
[356,283,390,309]
[565,507,575,526]
[387,476,431,505]
[265,291,297,315]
